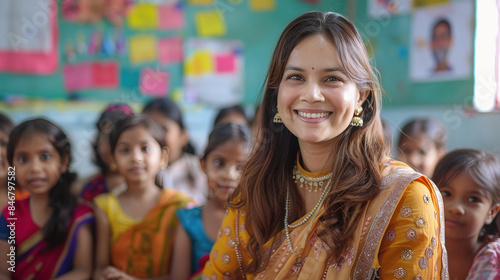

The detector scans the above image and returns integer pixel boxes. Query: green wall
[0,0,347,106]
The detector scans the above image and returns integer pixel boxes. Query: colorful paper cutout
[140,67,170,97]
[158,37,183,65]
[93,62,119,87]
[185,51,213,75]
[63,62,119,92]
[63,63,93,92]
[195,11,226,37]
[215,53,236,73]
[129,35,157,64]
[159,3,184,30]
[127,3,158,29]
[188,0,214,5]
[250,0,275,11]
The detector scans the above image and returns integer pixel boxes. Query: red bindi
[312,67,315,70]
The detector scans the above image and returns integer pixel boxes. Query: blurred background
[1,0,499,178]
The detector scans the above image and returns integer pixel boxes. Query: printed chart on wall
[409,0,473,82]
[0,0,58,74]
[184,39,243,107]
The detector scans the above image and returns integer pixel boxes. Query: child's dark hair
[0,113,14,135]
[7,118,77,248]
[109,114,167,155]
[142,98,196,155]
[203,122,252,160]
[213,105,249,127]
[92,103,133,175]
[433,149,500,239]
[398,118,447,150]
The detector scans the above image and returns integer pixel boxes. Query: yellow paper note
[250,0,275,11]
[129,35,157,64]
[185,51,213,75]
[188,0,214,5]
[195,11,226,37]
[128,3,158,29]
[413,0,449,7]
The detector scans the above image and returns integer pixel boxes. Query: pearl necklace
[284,176,332,255]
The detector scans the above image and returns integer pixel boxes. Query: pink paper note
[140,67,170,97]
[158,4,184,30]
[93,61,118,88]
[215,53,236,73]
[63,63,93,92]
[158,37,183,65]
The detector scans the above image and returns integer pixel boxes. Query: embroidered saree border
[353,169,421,280]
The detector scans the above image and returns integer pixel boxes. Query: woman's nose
[301,82,324,103]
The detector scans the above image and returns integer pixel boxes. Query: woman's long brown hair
[229,11,388,276]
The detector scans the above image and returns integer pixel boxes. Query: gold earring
[110,163,117,171]
[350,107,363,127]
[273,106,283,123]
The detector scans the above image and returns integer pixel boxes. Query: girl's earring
[350,107,364,127]
[273,106,283,123]
[110,163,117,171]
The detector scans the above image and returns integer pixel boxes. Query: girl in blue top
[170,123,252,279]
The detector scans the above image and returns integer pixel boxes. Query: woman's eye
[287,74,303,81]
[325,76,342,82]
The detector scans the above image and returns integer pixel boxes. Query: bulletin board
[354,0,475,107]
[0,0,347,106]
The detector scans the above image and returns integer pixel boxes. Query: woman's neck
[298,141,337,172]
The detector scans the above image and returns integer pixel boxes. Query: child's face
[440,172,500,242]
[398,135,443,177]
[12,133,67,196]
[146,112,187,164]
[112,126,167,185]
[200,140,248,203]
[0,129,9,181]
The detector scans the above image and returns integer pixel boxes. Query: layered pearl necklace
[284,176,333,256]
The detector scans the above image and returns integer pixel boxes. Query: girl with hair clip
[0,118,95,279]
[397,117,447,178]
[202,11,448,279]
[433,149,500,279]
[170,123,252,280]
[79,103,133,201]
[94,114,195,280]
[143,98,208,205]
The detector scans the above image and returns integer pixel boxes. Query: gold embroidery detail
[401,249,413,260]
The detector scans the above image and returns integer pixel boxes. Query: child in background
[170,123,252,279]
[0,118,95,279]
[95,114,195,279]
[143,98,207,205]
[79,103,132,201]
[433,149,500,279]
[213,104,250,127]
[397,117,446,177]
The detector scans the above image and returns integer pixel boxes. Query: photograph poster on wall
[409,0,473,82]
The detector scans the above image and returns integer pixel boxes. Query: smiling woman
[202,11,448,279]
